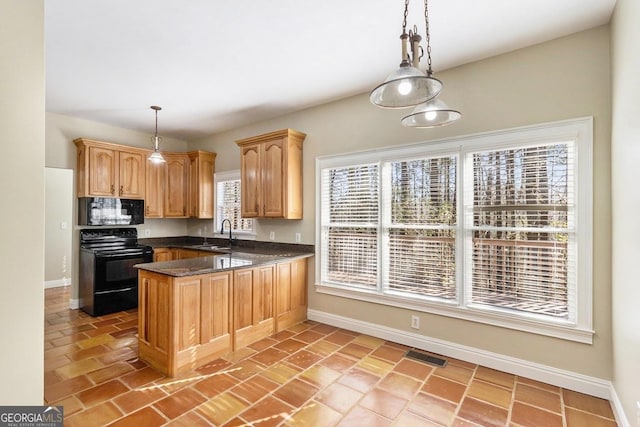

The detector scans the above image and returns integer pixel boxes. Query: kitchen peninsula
[135,242,313,376]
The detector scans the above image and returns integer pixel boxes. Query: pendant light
[148,105,165,163]
[369,0,441,108]
[371,0,461,128]
[401,98,461,127]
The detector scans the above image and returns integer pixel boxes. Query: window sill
[315,283,594,344]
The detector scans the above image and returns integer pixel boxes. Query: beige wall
[611,0,640,421]
[0,0,45,404]
[46,111,190,170]
[192,26,612,379]
[45,168,73,283]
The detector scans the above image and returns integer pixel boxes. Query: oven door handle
[95,287,136,296]
[98,251,148,258]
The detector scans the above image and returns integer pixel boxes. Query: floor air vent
[405,350,447,368]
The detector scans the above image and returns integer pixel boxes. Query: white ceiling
[45,0,616,141]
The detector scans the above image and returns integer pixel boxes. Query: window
[317,118,593,342]
[214,170,254,235]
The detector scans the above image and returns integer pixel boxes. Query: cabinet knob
[119,185,123,196]
[110,184,115,195]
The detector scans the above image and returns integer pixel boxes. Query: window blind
[316,118,592,341]
[384,157,457,300]
[216,179,253,232]
[467,143,574,319]
[321,164,379,288]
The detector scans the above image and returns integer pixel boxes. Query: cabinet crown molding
[235,128,306,147]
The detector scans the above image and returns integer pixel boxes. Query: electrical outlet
[636,401,639,426]
[198,228,202,236]
[269,231,275,240]
[295,232,301,243]
[411,315,420,329]
[144,229,151,237]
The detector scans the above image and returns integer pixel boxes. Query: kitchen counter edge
[135,249,314,277]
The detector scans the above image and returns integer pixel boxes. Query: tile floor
[44,286,618,426]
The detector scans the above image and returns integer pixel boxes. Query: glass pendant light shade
[401,98,461,128]
[370,63,442,109]
[149,152,165,163]
[149,135,165,163]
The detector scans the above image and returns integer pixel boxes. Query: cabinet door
[233,265,274,349]
[118,150,146,199]
[254,264,274,323]
[188,152,215,219]
[262,139,285,217]
[88,146,117,196]
[239,145,261,218]
[138,272,171,371]
[188,155,198,218]
[153,248,172,262]
[177,248,202,259]
[164,155,189,217]
[200,272,231,345]
[197,153,215,218]
[275,259,308,332]
[175,277,201,352]
[145,159,164,217]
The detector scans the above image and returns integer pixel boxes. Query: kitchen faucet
[220,219,233,246]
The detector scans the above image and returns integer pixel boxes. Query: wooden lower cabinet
[152,247,173,262]
[233,265,275,349]
[177,248,205,259]
[152,247,217,262]
[137,257,308,376]
[138,270,232,376]
[275,258,308,332]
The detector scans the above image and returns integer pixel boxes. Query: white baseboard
[308,309,614,401]
[44,279,70,289]
[43,279,79,310]
[608,384,632,427]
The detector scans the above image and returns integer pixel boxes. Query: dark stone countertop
[135,236,314,277]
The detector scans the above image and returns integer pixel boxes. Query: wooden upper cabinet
[236,129,306,219]
[87,146,117,196]
[75,138,217,218]
[75,138,146,199]
[239,144,261,218]
[145,156,165,218]
[163,153,189,218]
[188,151,216,219]
[118,149,145,198]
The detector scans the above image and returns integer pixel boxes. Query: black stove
[79,228,153,316]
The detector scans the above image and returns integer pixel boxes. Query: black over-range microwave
[78,197,145,226]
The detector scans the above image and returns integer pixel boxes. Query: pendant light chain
[371,0,461,125]
[402,0,409,35]
[424,0,433,76]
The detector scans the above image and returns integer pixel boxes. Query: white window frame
[315,117,593,343]
[213,170,255,237]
